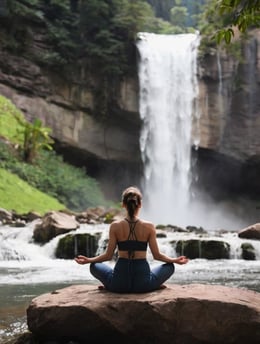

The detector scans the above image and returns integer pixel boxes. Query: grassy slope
[0,95,66,215]
[0,168,66,215]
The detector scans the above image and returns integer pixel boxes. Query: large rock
[26,284,260,344]
[238,223,260,240]
[33,211,80,243]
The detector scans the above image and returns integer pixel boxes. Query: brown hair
[122,186,142,219]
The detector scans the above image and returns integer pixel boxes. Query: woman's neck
[125,216,139,222]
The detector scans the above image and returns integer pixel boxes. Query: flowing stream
[1,222,260,342]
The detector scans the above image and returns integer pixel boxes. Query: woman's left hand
[74,255,90,265]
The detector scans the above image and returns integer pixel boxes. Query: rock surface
[33,211,80,243]
[26,284,260,344]
[238,223,260,240]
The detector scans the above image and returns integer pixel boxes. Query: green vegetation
[0,95,24,143]
[198,0,259,47]
[15,116,54,163]
[0,0,201,77]
[0,95,109,214]
[0,167,65,215]
[214,0,260,44]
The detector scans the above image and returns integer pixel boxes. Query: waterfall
[137,32,200,227]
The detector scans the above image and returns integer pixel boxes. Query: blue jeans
[90,258,175,293]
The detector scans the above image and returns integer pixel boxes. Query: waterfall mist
[136,32,253,230]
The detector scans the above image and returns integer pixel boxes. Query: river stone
[26,284,260,344]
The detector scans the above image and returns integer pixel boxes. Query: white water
[0,223,260,288]
[137,32,200,227]
[1,223,260,341]
[136,33,256,230]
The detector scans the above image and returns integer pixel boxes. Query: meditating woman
[75,185,189,293]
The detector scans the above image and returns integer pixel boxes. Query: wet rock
[55,233,101,259]
[175,239,230,259]
[241,242,256,260]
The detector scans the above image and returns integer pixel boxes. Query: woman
[75,186,188,293]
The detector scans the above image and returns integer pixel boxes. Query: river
[0,222,260,343]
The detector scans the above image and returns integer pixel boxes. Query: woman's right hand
[74,255,90,265]
[173,256,189,265]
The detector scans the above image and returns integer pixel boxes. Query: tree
[215,0,260,43]
[170,6,188,28]
[16,117,54,163]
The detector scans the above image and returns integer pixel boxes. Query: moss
[55,233,101,259]
[241,243,255,260]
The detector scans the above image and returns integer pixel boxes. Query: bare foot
[98,285,106,290]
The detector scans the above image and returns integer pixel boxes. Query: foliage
[0,95,25,144]
[170,6,188,28]
[0,141,109,212]
[197,0,241,54]
[146,0,176,21]
[0,167,66,215]
[0,95,54,163]
[14,116,54,163]
[78,0,157,77]
[213,0,260,44]
[0,95,110,211]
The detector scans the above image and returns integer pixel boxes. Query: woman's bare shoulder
[110,219,125,228]
[139,219,155,228]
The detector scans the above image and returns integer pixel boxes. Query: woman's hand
[74,255,90,265]
[173,256,189,265]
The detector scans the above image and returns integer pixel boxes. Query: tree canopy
[214,0,260,43]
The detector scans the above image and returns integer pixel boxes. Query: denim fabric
[90,258,175,293]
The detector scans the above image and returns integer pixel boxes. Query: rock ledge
[26,283,260,344]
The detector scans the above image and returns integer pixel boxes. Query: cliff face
[0,26,260,199]
[198,30,260,160]
[196,30,260,198]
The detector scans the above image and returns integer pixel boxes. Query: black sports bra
[117,219,147,252]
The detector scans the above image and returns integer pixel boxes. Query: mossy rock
[55,233,101,259]
[176,239,201,259]
[241,243,255,260]
[176,239,230,259]
[201,240,230,259]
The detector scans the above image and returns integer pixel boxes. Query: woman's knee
[90,262,97,275]
[165,263,175,275]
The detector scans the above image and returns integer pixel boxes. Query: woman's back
[113,219,152,259]
[114,219,151,242]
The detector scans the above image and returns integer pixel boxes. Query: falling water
[137,32,200,226]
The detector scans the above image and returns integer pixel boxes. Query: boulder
[241,242,256,260]
[26,284,260,344]
[175,239,230,259]
[0,207,13,223]
[55,232,101,259]
[238,223,260,240]
[33,211,80,243]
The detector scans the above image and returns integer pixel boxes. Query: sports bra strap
[125,218,138,241]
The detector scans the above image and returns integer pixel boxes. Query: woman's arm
[148,225,189,264]
[75,223,117,264]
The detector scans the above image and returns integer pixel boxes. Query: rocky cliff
[196,29,260,199]
[0,20,260,199]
